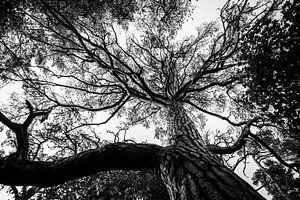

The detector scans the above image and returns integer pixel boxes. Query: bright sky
[0,1,271,199]
[178,0,226,37]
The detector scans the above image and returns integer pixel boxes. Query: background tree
[240,0,300,199]
[0,0,293,200]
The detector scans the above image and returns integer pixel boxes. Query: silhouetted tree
[0,1,291,200]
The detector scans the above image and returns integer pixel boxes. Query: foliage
[38,170,168,200]
[0,0,138,36]
[0,0,25,37]
[240,1,300,199]
[252,160,300,200]
[241,0,300,138]
[0,0,294,200]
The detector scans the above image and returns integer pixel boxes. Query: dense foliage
[40,171,168,200]
[241,1,300,199]
[241,0,300,138]
[0,0,138,37]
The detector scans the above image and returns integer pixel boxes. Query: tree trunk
[159,103,265,200]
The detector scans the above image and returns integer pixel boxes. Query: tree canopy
[0,0,299,200]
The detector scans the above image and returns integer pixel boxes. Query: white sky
[0,1,271,199]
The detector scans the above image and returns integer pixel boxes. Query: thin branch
[185,100,250,126]
[252,155,292,200]
[208,117,259,154]
[64,96,130,134]
[187,77,238,93]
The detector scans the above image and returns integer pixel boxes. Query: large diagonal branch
[0,143,163,187]
[249,133,300,172]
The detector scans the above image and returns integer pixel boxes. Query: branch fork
[0,100,51,160]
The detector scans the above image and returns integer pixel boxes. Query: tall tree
[0,0,288,200]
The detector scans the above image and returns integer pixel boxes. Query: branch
[185,100,250,126]
[0,143,163,187]
[64,96,130,134]
[9,186,20,200]
[23,186,41,200]
[208,117,259,154]
[187,77,238,93]
[24,100,51,127]
[249,133,300,173]
[0,101,51,159]
[0,110,20,133]
[252,155,292,200]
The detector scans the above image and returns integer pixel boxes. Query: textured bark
[159,103,265,200]
[160,147,265,200]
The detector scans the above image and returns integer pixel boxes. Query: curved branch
[252,155,292,200]
[0,143,163,187]
[208,118,259,154]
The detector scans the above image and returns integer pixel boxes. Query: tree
[0,0,288,200]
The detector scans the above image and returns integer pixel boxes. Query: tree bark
[158,103,265,200]
[159,146,265,200]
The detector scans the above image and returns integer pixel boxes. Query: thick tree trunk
[159,147,265,200]
[159,103,265,200]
